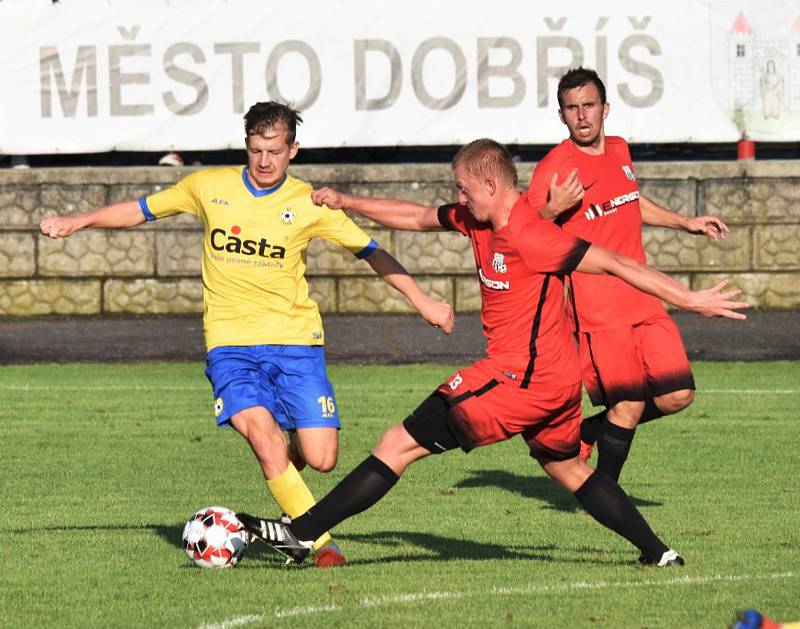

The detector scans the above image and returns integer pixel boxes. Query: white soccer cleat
[639,549,685,567]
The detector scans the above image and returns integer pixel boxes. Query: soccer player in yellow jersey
[40,101,455,568]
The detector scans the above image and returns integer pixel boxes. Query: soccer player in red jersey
[527,67,730,479]
[236,139,747,567]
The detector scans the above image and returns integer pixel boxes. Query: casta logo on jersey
[210,225,286,258]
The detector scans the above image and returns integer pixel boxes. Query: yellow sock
[266,462,333,552]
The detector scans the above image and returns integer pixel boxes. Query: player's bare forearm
[312,187,441,231]
[39,200,145,239]
[639,195,687,229]
[640,195,729,241]
[577,246,748,320]
[365,248,455,333]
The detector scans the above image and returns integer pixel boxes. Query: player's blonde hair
[451,139,518,189]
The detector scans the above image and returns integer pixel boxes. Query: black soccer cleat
[639,549,685,567]
[236,512,312,564]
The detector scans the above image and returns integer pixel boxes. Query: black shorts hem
[649,373,696,398]
[528,441,579,462]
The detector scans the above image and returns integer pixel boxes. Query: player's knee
[607,400,645,427]
[374,424,411,454]
[303,451,338,473]
[658,389,694,414]
[293,437,338,472]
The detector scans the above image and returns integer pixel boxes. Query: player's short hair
[244,101,303,144]
[451,139,518,189]
[557,67,607,109]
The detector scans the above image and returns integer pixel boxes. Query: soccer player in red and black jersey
[236,139,747,567]
[527,67,731,480]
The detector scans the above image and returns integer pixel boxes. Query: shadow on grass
[222,530,629,570]
[453,470,662,512]
[8,522,630,569]
[146,524,564,565]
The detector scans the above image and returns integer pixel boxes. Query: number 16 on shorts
[317,395,336,418]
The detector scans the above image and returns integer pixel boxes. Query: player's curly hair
[244,101,303,144]
[451,139,518,189]
[557,67,606,109]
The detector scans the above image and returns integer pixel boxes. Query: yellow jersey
[140,167,377,350]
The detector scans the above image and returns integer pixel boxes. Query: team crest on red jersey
[492,252,507,274]
[622,165,636,181]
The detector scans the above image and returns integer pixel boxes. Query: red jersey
[438,194,590,389]
[527,136,662,332]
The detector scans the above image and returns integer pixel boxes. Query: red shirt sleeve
[514,214,590,275]
[438,203,471,236]
[526,159,557,214]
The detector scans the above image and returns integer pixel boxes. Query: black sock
[580,409,607,445]
[574,469,669,562]
[596,420,636,482]
[638,398,665,425]
[290,454,399,542]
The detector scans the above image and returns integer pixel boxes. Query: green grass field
[0,361,798,628]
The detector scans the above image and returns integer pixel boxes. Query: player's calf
[286,440,306,472]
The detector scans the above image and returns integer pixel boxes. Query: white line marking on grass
[361,590,463,607]
[274,604,340,618]
[198,615,262,629]
[198,571,795,628]
[703,389,799,394]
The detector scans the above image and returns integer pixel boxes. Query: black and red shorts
[437,359,582,460]
[579,311,695,408]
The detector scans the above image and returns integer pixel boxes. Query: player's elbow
[578,245,625,276]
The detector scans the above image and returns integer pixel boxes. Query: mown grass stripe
[0,384,798,394]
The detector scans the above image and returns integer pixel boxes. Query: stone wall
[1,161,798,316]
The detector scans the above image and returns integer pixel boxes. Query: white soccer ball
[182,506,249,568]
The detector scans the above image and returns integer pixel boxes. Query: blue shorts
[205,345,340,431]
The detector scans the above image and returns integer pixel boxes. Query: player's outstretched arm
[577,245,748,320]
[40,200,145,239]
[639,195,728,241]
[311,187,442,231]
[364,248,455,334]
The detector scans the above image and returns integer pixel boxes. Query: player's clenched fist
[39,216,80,239]
[419,296,455,335]
[311,187,346,210]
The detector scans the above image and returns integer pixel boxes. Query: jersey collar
[241,167,288,197]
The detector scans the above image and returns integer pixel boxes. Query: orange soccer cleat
[314,544,347,568]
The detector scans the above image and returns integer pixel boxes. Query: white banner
[0,0,797,153]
